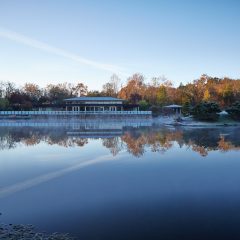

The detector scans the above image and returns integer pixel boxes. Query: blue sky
[0,0,240,90]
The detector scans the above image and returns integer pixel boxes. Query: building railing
[0,110,152,115]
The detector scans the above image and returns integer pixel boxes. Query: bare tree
[73,83,88,97]
[0,81,16,98]
[102,74,121,97]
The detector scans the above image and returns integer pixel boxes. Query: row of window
[66,101,122,105]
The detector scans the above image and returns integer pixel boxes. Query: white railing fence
[0,110,152,115]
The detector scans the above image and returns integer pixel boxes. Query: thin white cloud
[0,27,125,74]
[0,153,122,199]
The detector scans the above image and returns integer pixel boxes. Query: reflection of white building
[64,97,126,112]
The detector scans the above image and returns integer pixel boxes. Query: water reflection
[0,121,240,157]
[1,121,240,240]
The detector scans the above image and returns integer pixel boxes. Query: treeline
[0,73,240,112]
[0,81,88,110]
[117,73,240,112]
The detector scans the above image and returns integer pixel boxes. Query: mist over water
[0,121,240,240]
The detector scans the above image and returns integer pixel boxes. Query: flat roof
[64,97,123,101]
[163,104,182,108]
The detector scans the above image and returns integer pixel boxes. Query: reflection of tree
[75,138,88,147]
[45,136,88,148]
[102,138,122,156]
[0,134,17,150]
[218,135,240,152]
[121,127,240,157]
[146,132,168,153]
[188,140,209,156]
[0,126,240,157]
[23,134,41,146]
[121,132,146,157]
[120,129,184,156]
[0,127,89,150]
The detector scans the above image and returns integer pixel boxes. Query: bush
[0,98,10,110]
[182,102,191,116]
[192,101,221,121]
[139,100,149,111]
[150,105,162,117]
[226,101,240,121]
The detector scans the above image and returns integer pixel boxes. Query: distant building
[163,104,182,115]
[35,97,140,112]
[64,96,138,112]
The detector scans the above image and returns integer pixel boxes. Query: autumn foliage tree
[118,73,145,101]
[0,74,239,114]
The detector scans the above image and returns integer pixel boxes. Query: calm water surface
[0,121,240,240]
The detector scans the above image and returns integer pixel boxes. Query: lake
[0,121,240,240]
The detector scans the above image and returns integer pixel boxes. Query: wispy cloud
[0,27,125,73]
[0,154,122,199]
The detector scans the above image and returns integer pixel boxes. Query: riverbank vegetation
[0,74,240,119]
[192,102,221,121]
[226,102,240,120]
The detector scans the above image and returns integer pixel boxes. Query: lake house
[0,96,152,119]
[64,97,139,112]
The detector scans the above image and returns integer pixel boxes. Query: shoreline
[0,223,76,240]
[0,115,239,128]
[153,116,240,127]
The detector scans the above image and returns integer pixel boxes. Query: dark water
[0,121,240,239]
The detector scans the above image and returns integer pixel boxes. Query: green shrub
[150,105,162,117]
[0,98,10,110]
[226,101,240,121]
[192,101,221,121]
[182,102,191,116]
[139,100,149,111]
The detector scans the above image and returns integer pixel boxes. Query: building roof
[64,97,124,101]
[163,104,182,108]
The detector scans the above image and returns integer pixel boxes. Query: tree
[102,74,121,97]
[0,81,16,99]
[182,102,191,116]
[102,82,115,97]
[73,83,88,97]
[23,83,42,103]
[144,76,167,105]
[220,83,234,106]
[144,84,157,105]
[192,101,221,121]
[193,74,208,103]
[110,74,121,95]
[46,83,71,104]
[130,93,142,104]
[226,102,240,120]
[8,91,32,110]
[203,89,211,101]
[0,98,9,110]
[156,85,167,106]
[0,82,5,98]
[118,73,145,100]
[139,100,149,110]
[87,90,102,97]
